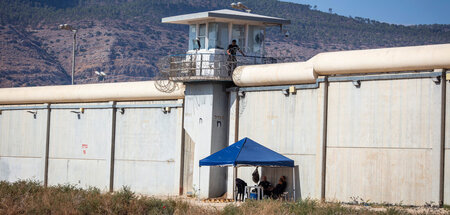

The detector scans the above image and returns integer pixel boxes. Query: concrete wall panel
[326,78,441,205]
[48,159,109,188]
[48,103,112,190]
[327,79,440,149]
[114,100,182,195]
[237,87,324,199]
[326,148,432,204]
[0,108,47,182]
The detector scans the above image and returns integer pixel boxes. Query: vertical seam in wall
[439,69,446,206]
[44,103,51,187]
[233,90,240,199]
[321,77,329,201]
[109,102,117,192]
[179,99,186,195]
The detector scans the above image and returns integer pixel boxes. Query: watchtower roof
[162,9,290,25]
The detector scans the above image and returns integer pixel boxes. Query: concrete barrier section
[326,78,441,205]
[235,86,325,200]
[0,107,48,183]
[47,103,113,190]
[113,100,183,195]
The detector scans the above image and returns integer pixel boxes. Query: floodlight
[352,80,361,88]
[27,110,37,119]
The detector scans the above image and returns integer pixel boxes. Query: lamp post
[59,24,77,85]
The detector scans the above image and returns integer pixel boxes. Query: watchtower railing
[157,53,292,81]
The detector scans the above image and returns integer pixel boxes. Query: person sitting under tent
[258,175,272,197]
[235,178,247,201]
[270,176,287,199]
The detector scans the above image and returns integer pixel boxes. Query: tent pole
[293,167,296,201]
[233,166,237,201]
[198,166,201,201]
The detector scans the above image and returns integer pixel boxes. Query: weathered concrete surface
[183,132,195,195]
[445,77,450,205]
[184,82,229,198]
[226,92,237,199]
[114,100,183,195]
[47,103,112,190]
[326,78,441,205]
[209,83,229,197]
[236,87,324,200]
[0,107,48,182]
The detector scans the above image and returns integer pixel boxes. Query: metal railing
[156,53,292,81]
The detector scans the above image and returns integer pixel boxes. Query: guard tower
[161,9,290,81]
[162,9,290,198]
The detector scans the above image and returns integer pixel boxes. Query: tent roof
[199,137,294,167]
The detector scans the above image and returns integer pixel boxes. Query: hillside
[1,0,449,87]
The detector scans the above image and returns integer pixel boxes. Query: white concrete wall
[47,103,112,190]
[184,83,229,198]
[326,78,441,205]
[184,83,214,198]
[227,92,237,199]
[0,107,48,183]
[209,84,229,196]
[113,100,183,195]
[235,86,324,200]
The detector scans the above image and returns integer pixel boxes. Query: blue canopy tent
[199,137,296,200]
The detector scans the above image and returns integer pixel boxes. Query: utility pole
[59,24,77,85]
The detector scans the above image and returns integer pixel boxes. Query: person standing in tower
[227,40,246,75]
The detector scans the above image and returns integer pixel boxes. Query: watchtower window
[231,24,245,48]
[198,24,206,49]
[248,25,264,54]
[208,22,229,50]
[188,24,197,50]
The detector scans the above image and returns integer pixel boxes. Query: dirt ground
[154,195,450,214]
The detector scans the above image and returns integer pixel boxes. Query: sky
[282,0,450,25]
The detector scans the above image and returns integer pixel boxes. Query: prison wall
[229,85,325,200]
[0,81,185,196]
[1,44,450,206]
[229,70,448,205]
[0,100,183,195]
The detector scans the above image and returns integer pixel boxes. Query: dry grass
[0,180,214,215]
[1,180,449,215]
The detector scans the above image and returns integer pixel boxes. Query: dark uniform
[258,180,272,196]
[227,44,241,75]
